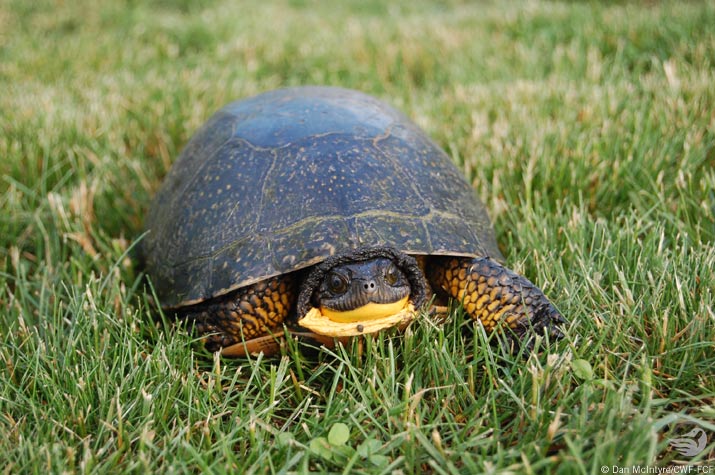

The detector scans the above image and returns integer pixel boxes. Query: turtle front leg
[427,257,566,345]
[177,275,297,356]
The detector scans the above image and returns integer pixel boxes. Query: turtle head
[296,247,427,337]
[317,258,411,321]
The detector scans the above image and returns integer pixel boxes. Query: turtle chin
[320,296,410,323]
[297,301,416,337]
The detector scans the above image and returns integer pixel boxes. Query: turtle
[141,86,566,357]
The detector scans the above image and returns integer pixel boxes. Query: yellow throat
[319,296,409,323]
[298,297,415,337]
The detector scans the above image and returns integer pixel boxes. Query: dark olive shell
[142,86,502,308]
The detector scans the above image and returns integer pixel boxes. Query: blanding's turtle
[142,86,566,356]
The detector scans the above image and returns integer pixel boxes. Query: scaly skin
[427,256,566,340]
[178,274,296,352]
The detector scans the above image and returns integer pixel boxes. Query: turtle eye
[327,272,349,295]
[384,263,399,286]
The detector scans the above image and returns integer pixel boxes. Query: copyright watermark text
[601,466,714,474]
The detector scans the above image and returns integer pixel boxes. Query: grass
[1,0,714,472]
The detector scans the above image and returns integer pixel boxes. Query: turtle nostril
[363,281,377,292]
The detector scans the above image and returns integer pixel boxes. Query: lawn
[1,0,714,473]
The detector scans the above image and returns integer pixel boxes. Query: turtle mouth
[297,300,415,337]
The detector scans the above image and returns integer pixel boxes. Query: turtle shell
[142,86,503,308]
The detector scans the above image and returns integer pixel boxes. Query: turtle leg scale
[177,275,296,353]
[427,257,566,343]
